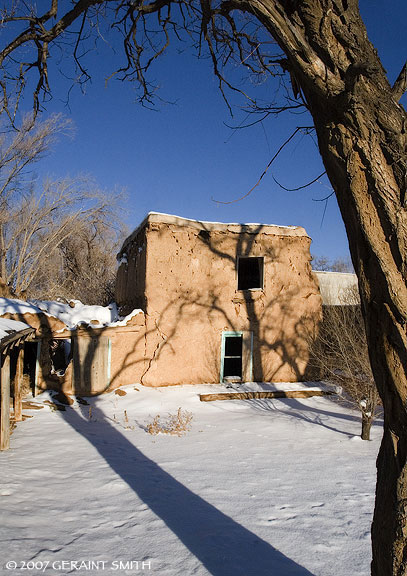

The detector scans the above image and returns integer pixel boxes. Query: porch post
[0,353,11,451]
[14,344,24,422]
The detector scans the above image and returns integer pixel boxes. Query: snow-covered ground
[0,382,381,576]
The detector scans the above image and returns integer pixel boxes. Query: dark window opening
[9,341,39,396]
[238,257,263,290]
[223,335,243,379]
[225,335,242,357]
[49,339,72,378]
[23,342,38,395]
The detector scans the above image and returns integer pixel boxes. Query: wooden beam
[199,389,334,402]
[0,354,11,450]
[13,344,24,422]
[21,401,43,410]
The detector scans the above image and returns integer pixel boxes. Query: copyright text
[5,560,152,572]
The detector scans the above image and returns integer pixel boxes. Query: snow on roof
[0,317,33,342]
[145,211,302,230]
[0,298,142,330]
[120,212,308,255]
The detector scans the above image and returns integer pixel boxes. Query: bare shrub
[146,408,193,436]
[19,374,31,398]
[309,288,381,440]
[122,410,135,430]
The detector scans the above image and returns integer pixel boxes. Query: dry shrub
[123,409,135,430]
[309,290,381,440]
[146,408,193,436]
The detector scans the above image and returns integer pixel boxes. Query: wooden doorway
[220,331,253,383]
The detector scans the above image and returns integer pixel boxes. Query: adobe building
[116,212,322,386]
[0,213,323,394]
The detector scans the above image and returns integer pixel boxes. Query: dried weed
[146,407,193,436]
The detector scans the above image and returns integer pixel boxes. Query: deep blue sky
[25,1,407,261]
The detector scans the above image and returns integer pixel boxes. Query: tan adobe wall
[117,216,322,386]
[116,226,147,315]
[1,310,146,396]
[70,317,146,395]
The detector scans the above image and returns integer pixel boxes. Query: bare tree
[312,255,354,273]
[37,216,125,304]
[2,176,123,301]
[309,289,380,440]
[0,2,406,574]
[0,114,71,201]
[0,114,123,303]
[0,114,72,280]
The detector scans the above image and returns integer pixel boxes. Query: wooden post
[14,344,24,422]
[199,389,334,402]
[34,341,41,397]
[1,353,11,451]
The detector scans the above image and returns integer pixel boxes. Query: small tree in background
[310,289,380,440]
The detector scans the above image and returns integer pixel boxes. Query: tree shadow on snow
[245,396,383,437]
[60,402,315,576]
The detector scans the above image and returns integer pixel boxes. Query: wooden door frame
[220,331,253,383]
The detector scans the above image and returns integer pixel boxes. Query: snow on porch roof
[0,317,35,350]
[0,298,143,331]
[120,212,309,254]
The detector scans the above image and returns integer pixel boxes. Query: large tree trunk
[307,32,407,576]
[247,2,407,574]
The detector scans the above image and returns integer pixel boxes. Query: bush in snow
[146,408,193,437]
[309,287,380,440]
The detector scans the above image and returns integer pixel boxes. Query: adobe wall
[116,225,147,315]
[69,315,146,395]
[118,218,321,386]
[1,310,146,396]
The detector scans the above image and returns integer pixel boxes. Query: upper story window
[237,257,264,290]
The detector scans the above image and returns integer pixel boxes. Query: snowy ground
[0,382,381,576]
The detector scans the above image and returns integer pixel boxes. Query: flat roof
[120,212,308,254]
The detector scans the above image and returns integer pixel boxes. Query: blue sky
[25,1,407,262]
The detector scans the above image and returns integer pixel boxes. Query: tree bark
[244,2,407,574]
[0,223,7,283]
[361,414,372,441]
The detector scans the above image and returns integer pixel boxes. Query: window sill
[232,289,264,303]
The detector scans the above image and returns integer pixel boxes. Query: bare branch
[212,126,309,204]
[272,170,326,192]
[392,61,407,102]
[0,0,294,116]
